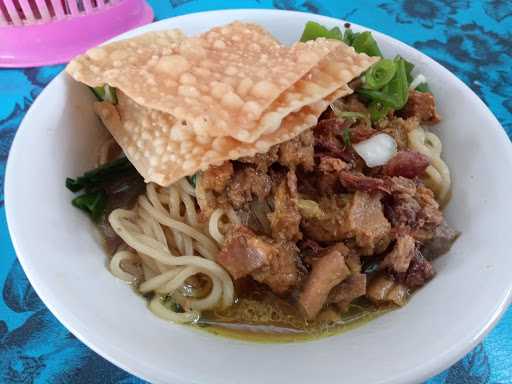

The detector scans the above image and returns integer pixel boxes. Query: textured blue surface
[0,1,511,383]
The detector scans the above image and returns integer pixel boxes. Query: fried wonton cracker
[67,22,377,143]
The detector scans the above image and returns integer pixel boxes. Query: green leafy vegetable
[66,157,136,193]
[363,59,397,90]
[300,21,382,56]
[66,157,143,221]
[351,31,383,57]
[402,57,415,84]
[343,127,351,146]
[300,21,343,42]
[342,28,356,45]
[65,177,83,192]
[415,82,430,93]
[90,85,118,104]
[187,174,197,188]
[72,191,107,222]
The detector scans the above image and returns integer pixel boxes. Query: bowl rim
[5,8,512,384]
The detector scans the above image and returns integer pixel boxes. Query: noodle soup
[65,20,458,340]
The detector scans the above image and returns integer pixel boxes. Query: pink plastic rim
[0,0,154,68]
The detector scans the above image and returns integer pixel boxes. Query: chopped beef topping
[216,225,276,280]
[238,146,279,172]
[328,273,367,311]
[399,91,441,125]
[298,243,351,319]
[396,253,434,288]
[421,221,460,260]
[380,234,415,273]
[379,116,420,150]
[313,118,354,161]
[278,130,315,171]
[269,171,302,241]
[252,240,299,295]
[348,122,376,143]
[383,150,430,178]
[414,185,443,237]
[301,191,391,254]
[366,274,409,306]
[338,171,389,193]
[301,195,351,242]
[217,225,299,294]
[344,95,369,113]
[318,155,349,173]
[226,167,272,208]
[347,191,391,254]
[387,176,417,195]
[192,88,455,322]
[200,161,234,193]
[385,181,443,241]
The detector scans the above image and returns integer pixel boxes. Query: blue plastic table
[1,1,511,383]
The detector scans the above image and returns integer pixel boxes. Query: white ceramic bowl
[5,9,512,384]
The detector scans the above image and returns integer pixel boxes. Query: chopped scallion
[363,59,397,90]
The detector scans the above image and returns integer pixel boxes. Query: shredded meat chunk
[366,274,409,306]
[238,146,279,172]
[278,130,315,171]
[338,171,389,193]
[200,161,234,193]
[190,89,454,322]
[385,180,443,241]
[338,94,369,114]
[252,240,299,294]
[328,273,367,311]
[269,171,302,241]
[217,225,299,294]
[216,225,276,280]
[379,117,419,150]
[226,167,272,208]
[421,221,460,260]
[301,195,351,242]
[301,191,391,253]
[413,185,443,239]
[380,234,415,273]
[318,155,349,173]
[348,122,376,143]
[399,91,441,125]
[314,118,354,161]
[396,253,434,288]
[298,244,351,319]
[347,191,391,254]
[384,150,430,178]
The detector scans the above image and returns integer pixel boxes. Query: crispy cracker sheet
[67,22,377,143]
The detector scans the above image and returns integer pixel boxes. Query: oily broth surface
[193,286,393,342]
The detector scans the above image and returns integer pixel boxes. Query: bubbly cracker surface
[67,22,377,142]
